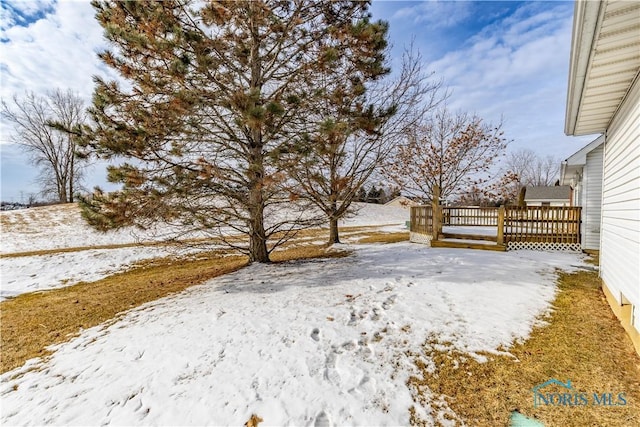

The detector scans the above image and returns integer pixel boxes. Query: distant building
[560,135,604,251]
[565,0,639,354]
[384,196,418,209]
[524,186,572,207]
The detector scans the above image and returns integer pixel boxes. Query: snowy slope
[1,243,586,426]
[0,202,409,300]
[0,202,408,254]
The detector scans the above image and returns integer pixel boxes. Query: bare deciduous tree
[385,106,509,203]
[503,148,560,201]
[2,89,86,203]
[288,47,443,244]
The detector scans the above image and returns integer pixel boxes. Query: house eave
[565,134,605,166]
[565,0,602,136]
[565,0,640,136]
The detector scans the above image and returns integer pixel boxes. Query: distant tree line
[354,185,401,205]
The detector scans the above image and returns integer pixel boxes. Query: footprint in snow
[379,283,395,293]
[324,352,341,385]
[314,411,331,427]
[357,343,374,358]
[311,328,320,341]
[339,340,358,352]
[347,310,359,326]
[350,375,376,395]
[382,294,397,310]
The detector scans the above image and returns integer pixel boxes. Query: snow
[341,202,409,228]
[442,225,497,236]
[1,243,587,426]
[0,204,167,254]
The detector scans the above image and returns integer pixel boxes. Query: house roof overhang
[565,0,640,136]
[560,135,605,185]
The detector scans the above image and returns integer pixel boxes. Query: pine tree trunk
[329,217,340,245]
[248,204,269,263]
[247,143,269,263]
[246,12,269,264]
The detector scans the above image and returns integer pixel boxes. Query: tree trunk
[247,140,269,263]
[328,216,340,245]
[69,152,75,203]
[248,200,269,263]
[246,9,269,264]
[57,179,67,204]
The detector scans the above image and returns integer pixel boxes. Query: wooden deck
[410,190,581,251]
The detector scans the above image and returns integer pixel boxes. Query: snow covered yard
[1,243,586,426]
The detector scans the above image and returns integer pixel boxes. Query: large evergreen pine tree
[82,0,391,262]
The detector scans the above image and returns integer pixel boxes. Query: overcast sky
[0,0,595,202]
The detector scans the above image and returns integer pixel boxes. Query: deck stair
[432,232,506,251]
[430,240,506,251]
[438,232,497,242]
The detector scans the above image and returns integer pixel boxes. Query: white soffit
[566,0,640,136]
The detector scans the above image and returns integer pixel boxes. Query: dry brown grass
[408,268,640,427]
[353,231,409,244]
[0,244,350,374]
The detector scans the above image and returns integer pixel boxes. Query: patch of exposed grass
[0,244,349,374]
[408,268,640,426]
[353,231,409,244]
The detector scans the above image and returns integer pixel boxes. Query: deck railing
[441,206,499,226]
[410,204,582,247]
[410,205,433,234]
[503,206,581,244]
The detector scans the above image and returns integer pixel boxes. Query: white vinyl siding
[582,144,603,250]
[600,76,640,331]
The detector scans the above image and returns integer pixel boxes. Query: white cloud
[426,3,592,156]
[393,0,472,29]
[5,0,56,18]
[1,0,56,38]
[1,1,107,102]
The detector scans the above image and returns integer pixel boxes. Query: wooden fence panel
[503,206,581,244]
[410,206,433,234]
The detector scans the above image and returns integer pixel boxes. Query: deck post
[497,205,505,245]
[432,185,442,241]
